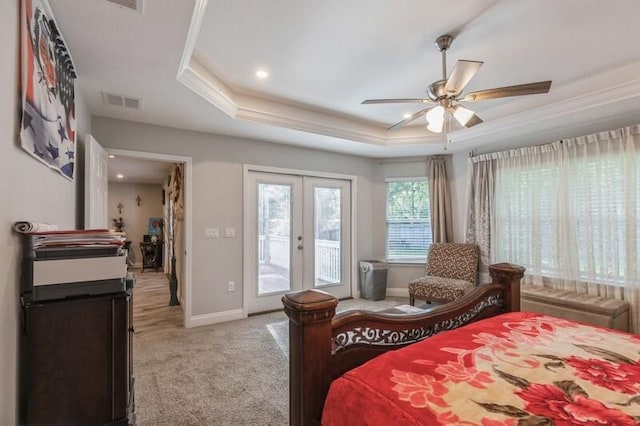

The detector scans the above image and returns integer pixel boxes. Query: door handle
[297,244,303,250]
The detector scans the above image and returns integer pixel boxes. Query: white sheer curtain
[483,125,639,332]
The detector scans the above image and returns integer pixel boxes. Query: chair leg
[409,294,415,306]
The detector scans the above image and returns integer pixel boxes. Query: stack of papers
[28,229,126,249]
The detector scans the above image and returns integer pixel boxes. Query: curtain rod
[468,123,639,158]
[468,140,559,158]
[378,155,450,164]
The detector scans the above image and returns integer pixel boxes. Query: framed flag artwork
[20,0,77,180]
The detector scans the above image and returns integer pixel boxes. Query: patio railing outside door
[259,235,340,283]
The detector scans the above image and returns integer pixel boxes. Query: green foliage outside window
[386,180,432,260]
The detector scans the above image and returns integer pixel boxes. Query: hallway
[131,269,183,335]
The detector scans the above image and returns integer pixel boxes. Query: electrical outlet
[224,228,235,238]
[227,281,235,292]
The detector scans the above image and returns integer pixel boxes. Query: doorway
[85,139,193,328]
[244,169,353,314]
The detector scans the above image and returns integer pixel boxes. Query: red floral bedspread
[322,312,640,425]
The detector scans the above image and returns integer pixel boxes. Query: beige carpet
[132,271,411,425]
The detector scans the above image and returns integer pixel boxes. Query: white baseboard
[386,287,409,298]
[188,309,245,327]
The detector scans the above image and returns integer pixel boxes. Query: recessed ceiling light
[109,154,115,159]
[256,69,269,80]
[116,174,124,179]
[403,113,412,119]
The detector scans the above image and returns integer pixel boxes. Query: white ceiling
[108,155,171,184]
[51,0,640,158]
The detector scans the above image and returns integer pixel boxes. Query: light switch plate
[225,228,235,238]
[205,228,219,239]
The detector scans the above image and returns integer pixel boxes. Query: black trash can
[359,260,388,301]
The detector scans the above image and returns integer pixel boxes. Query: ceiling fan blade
[362,98,433,105]
[443,60,484,96]
[387,108,428,130]
[459,80,552,102]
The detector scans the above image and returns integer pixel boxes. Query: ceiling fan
[362,34,552,133]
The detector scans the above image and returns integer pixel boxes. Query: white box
[33,256,127,286]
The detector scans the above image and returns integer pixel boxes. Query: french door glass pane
[314,187,341,286]
[258,183,291,295]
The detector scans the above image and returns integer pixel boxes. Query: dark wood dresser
[19,290,134,425]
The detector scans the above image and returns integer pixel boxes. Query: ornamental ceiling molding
[176,0,640,149]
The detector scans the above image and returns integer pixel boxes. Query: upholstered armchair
[408,243,480,306]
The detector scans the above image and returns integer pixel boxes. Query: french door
[245,172,351,314]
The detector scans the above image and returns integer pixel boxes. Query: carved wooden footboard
[281,262,525,426]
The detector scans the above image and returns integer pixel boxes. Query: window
[386,178,432,261]
[493,148,639,284]
[493,164,558,275]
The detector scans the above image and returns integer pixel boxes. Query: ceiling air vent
[106,0,143,14]
[102,91,143,110]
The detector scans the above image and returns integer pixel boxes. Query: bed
[282,263,640,425]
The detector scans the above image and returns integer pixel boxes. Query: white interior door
[245,171,352,314]
[84,134,108,229]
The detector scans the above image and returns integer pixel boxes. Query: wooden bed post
[489,262,525,312]
[282,289,338,426]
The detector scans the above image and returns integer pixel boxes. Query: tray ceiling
[51,0,640,157]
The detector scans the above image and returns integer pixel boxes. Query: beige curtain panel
[429,156,453,244]
[465,158,495,281]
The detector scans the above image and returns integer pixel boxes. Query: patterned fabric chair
[408,243,480,306]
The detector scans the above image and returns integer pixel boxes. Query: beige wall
[92,117,472,306]
[0,0,91,422]
[108,182,164,267]
[92,117,377,316]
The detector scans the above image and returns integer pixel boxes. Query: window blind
[386,179,432,261]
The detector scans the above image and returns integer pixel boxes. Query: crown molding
[179,57,237,116]
[177,0,208,77]
[234,94,388,145]
[178,55,452,147]
[176,1,640,150]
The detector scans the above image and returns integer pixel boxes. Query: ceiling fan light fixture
[451,105,475,126]
[427,121,444,133]
[426,105,444,124]
[425,105,445,133]
[361,34,552,134]
[426,106,445,133]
